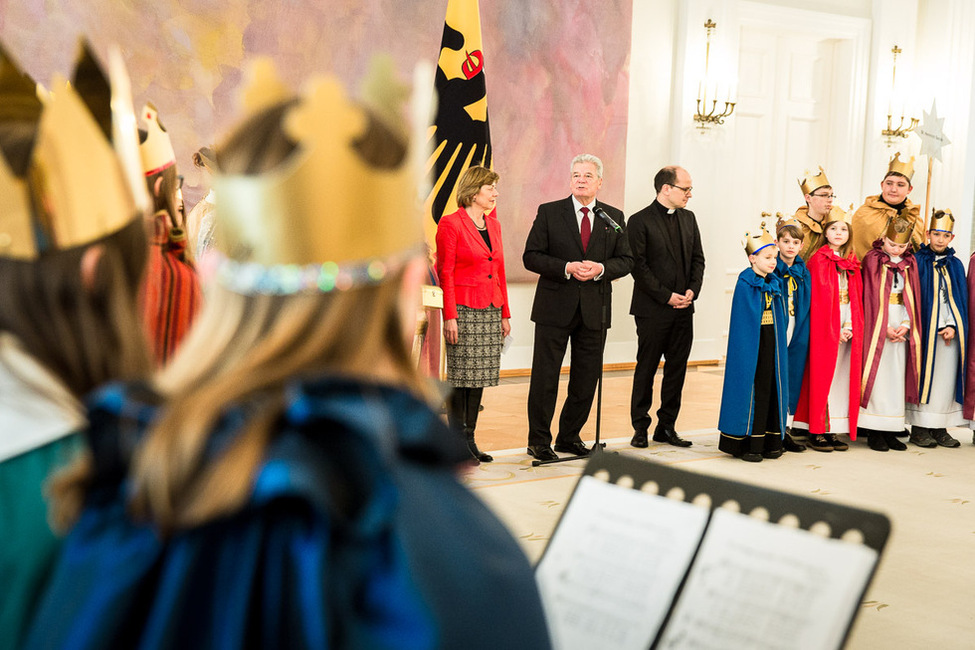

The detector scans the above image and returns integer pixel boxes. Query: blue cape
[718,269,789,438]
[914,245,968,404]
[773,256,811,411]
[26,377,551,650]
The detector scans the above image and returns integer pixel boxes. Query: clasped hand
[567,261,603,282]
[886,325,908,343]
[668,290,694,309]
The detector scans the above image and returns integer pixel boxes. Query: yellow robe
[793,205,848,261]
[850,195,923,260]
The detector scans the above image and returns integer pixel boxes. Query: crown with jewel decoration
[743,217,776,256]
[887,152,915,181]
[885,216,913,244]
[0,41,147,260]
[799,165,830,196]
[207,55,429,294]
[139,102,176,176]
[775,213,802,234]
[929,208,954,233]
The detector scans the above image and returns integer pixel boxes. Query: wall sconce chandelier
[693,19,736,131]
[882,45,919,145]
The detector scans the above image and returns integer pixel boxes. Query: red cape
[794,247,863,436]
[859,242,922,407]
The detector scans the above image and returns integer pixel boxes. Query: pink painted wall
[0,0,631,280]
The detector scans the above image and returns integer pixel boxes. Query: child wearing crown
[851,153,925,260]
[905,210,967,447]
[772,216,811,452]
[718,224,789,462]
[858,217,923,451]
[793,166,848,261]
[793,210,863,451]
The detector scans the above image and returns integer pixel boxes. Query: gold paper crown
[743,218,776,256]
[775,213,802,234]
[929,208,955,233]
[139,102,176,176]
[208,55,427,294]
[0,41,146,260]
[799,166,830,196]
[887,152,915,181]
[824,203,855,227]
[885,216,913,244]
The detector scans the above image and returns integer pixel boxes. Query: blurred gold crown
[885,216,913,244]
[209,56,429,294]
[824,203,855,227]
[888,152,915,181]
[0,41,146,260]
[798,165,830,196]
[775,213,802,234]
[139,102,176,176]
[929,208,954,233]
[743,217,776,255]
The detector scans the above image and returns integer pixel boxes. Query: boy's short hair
[776,225,804,241]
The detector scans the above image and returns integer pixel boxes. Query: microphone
[593,206,623,233]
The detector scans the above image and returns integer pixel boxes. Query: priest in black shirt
[627,166,706,448]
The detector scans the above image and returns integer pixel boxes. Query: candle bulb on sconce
[881,44,919,145]
[693,19,736,131]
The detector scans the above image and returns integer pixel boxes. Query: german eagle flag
[426,0,492,244]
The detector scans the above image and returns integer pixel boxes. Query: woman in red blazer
[436,166,511,463]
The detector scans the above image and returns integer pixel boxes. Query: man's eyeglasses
[669,184,693,194]
[810,193,835,199]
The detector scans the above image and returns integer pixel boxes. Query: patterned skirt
[445,305,502,388]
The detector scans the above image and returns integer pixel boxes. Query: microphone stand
[532,212,618,466]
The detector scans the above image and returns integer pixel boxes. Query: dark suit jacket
[523,197,633,330]
[628,200,705,317]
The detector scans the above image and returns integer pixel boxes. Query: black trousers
[630,310,694,432]
[527,310,604,448]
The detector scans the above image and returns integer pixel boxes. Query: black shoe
[883,431,907,451]
[466,434,493,463]
[823,433,849,451]
[808,434,833,452]
[526,445,558,461]
[762,448,783,459]
[741,452,763,462]
[554,441,591,457]
[630,429,649,448]
[783,433,806,452]
[867,431,889,452]
[909,427,937,448]
[931,429,960,448]
[653,428,692,447]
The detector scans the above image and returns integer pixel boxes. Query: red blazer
[436,207,510,321]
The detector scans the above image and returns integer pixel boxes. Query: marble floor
[460,366,975,649]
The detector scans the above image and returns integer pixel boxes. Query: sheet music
[535,476,709,650]
[657,508,878,650]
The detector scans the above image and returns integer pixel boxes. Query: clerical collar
[667,208,675,214]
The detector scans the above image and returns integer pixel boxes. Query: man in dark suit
[523,154,633,460]
[628,165,706,448]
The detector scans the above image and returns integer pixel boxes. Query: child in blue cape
[772,216,811,452]
[906,209,967,447]
[718,223,790,462]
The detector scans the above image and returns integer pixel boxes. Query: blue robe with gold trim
[773,256,811,412]
[915,245,968,405]
[718,269,789,438]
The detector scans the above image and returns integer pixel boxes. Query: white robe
[907,255,966,428]
[859,264,909,432]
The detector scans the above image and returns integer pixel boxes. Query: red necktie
[580,207,591,250]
